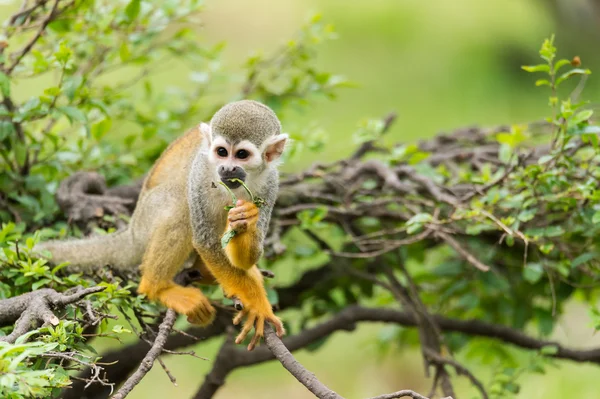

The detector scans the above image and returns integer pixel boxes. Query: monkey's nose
[218,165,247,188]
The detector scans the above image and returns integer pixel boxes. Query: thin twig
[424,349,487,399]
[5,0,61,74]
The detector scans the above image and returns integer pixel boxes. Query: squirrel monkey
[37,100,288,350]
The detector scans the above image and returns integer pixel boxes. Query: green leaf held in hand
[221,229,237,248]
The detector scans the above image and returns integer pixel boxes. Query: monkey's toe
[186,299,216,326]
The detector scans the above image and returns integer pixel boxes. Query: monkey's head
[201,100,288,189]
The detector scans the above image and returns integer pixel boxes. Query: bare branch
[263,325,343,399]
[110,309,177,399]
[424,349,488,399]
[435,231,491,272]
[367,390,441,399]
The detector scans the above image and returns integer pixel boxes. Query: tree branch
[0,286,106,343]
[5,0,61,75]
[110,309,177,399]
[367,390,447,399]
[263,325,343,399]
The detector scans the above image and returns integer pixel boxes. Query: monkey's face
[201,123,288,190]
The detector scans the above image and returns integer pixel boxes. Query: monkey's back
[143,126,204,191]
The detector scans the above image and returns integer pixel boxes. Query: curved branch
[110,309,177,399]
[263,325,343,399]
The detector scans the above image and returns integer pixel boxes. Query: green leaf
[572,252,595,268]
[125,0,141,22]
[540,345,558,356]
[539,242,554,254]
[54,42,72,66]
[571,125,600,135]
[0,71,11,97]
[539,35,556,62]
[221,229,237,248]
[553,59,571,73]
[593,211,600,224]
[0,120,15,140]
[63,75,82,101]
[544,225,564,237]
[31,278,51,290]
[112,325,132,334]
[535,79,551,87]
[91,119,112,141]
[570,109,593,126]
[523,263,544,284]
[56,106,86,124]
[119,42,131,62]
[406,213,433,226]
[521,64,550,73]
[556,68,591,86]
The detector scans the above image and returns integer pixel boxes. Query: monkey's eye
[216,147,228,157]
[236,149,249,159]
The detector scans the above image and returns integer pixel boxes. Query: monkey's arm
[223,200,264,269]
[138,212,215,325]
[201,200,283,349]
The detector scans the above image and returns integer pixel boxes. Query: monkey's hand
[227,199,259,234]
[233,295,285,351]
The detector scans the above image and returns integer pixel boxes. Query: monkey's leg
[138,221,215,326]
[191,254,218,285]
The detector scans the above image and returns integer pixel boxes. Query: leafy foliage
[0,1,344,397]
[0,0,598,397]
[0,0,343,227]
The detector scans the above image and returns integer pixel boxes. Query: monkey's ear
[264,134,288,163]
[200,123,212,144]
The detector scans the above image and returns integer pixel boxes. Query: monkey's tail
[36,229,142,274]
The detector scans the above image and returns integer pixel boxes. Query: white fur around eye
[207,136,230,163]
[234,140,262,169]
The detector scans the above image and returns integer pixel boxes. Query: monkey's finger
[229,220,248,233]
[248,315,265,351]
[235,313,256,344]
[233,310,246,325]
[228,207,259,222]
[268,316,285,337]
[229,201,257,213]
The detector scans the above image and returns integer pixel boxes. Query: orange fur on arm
[224,223,262,270]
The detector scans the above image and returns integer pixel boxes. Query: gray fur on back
[210,100,281,146]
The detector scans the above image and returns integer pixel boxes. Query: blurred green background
[6,0,600,397]
[126,1,600,398]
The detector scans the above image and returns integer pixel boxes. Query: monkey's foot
[157,285,216,326]
[233,306,285,351]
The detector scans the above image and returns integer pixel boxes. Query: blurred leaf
[125,0,141,22]
[523,263,544,284]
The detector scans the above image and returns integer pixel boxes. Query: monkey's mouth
[221,178,243,189]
